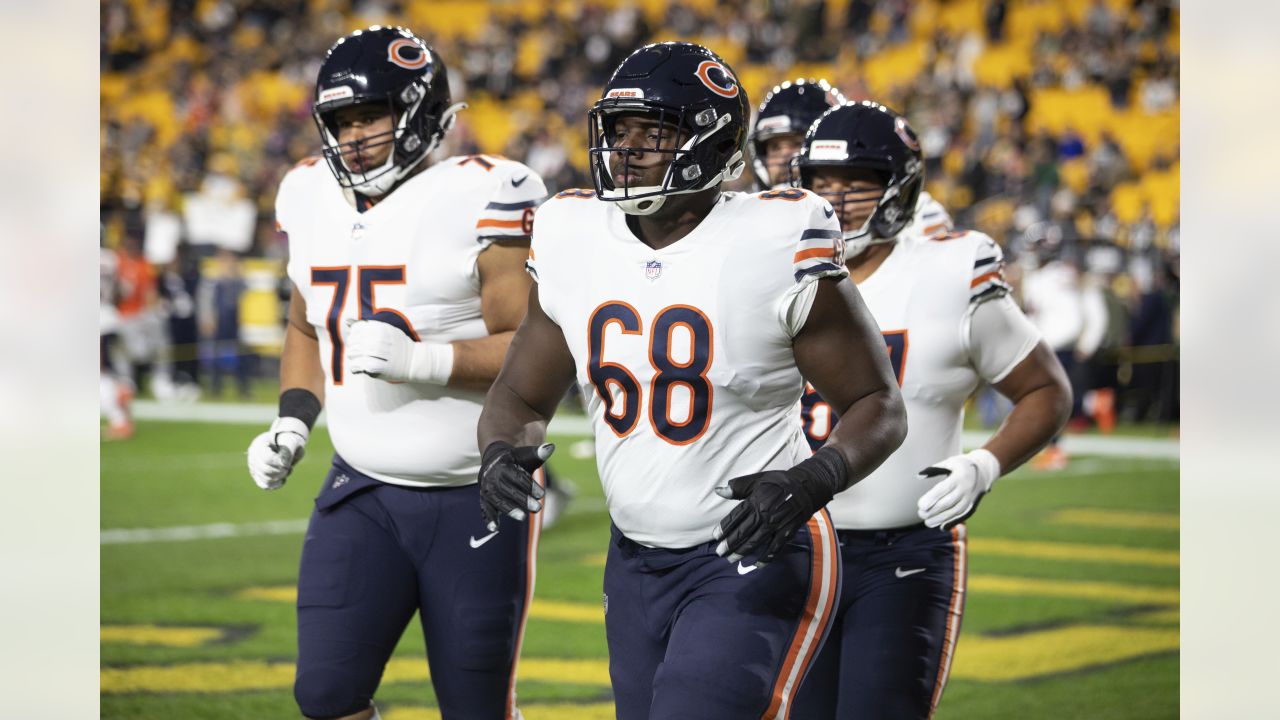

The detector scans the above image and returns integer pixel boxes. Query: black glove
[713,447,847,567]
[478,441,555,532]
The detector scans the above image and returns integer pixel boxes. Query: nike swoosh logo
[824,206,835,218]
[737,562,759,575]
[469,530,500,549]
[512,174,529,187]
[895,567,926,578]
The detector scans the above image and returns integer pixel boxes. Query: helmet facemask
[793,159,907,261]
[314,83,465,197]
[589,99,745,216]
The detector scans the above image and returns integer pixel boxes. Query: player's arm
[793,277,908,481]
[247,285,325,491]
[343,241,534,391]
[447,241,534,391]
[986,341,1072,470]
[916,294,1071,528]
[475,283,577,531]
[715,278,907,565]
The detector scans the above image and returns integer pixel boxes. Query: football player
[475,43,907,720]
[100,241,134,440]
[245,27,548,720]
[750,79,954,238]
[788,102,1072,718]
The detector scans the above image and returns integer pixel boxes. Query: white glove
[247,417,310,490]
[345,319,453,384]
[916,448,1001,529]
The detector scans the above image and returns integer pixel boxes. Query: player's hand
[346,318,415,381]
[478,441,554,532]
[712,449,845,566]
[246,417,309,490]
[916,449,1001,529]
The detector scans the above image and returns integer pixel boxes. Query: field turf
[102,419,1178,719]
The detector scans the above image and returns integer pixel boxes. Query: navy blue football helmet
[312,26,464,196]
[587,42,750,215]
[793,101,924,256]
[749,79,846,189]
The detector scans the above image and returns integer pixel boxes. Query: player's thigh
[602,535,668,720]
[837,532,964,719]
[417,484,536,716]
[650,534,837,720]
[294,489,419,716]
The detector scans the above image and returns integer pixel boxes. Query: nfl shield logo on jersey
[645,260,663,281]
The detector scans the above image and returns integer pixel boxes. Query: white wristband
[408,341,455,385]
[968,448,1002,492]
[270,416,310,445]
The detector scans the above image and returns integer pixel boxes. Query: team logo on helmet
[894,116,920,152]
[694,60,739,98]
[387,38,428,70]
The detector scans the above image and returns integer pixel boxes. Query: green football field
[102,418,1178,719]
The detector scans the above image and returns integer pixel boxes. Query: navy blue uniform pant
[791,524,968,719]
[293,455,540,720]
[605,511,841,720]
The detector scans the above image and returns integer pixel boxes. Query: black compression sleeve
[278,388,322,430]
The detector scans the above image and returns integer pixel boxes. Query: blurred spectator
[1020,229,1084,468]
[158,242,202,397]
[199,249,252,399]
[114,232,167,394]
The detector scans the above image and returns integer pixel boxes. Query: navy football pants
[791,524,968,719]
[604,511,841,720]
[293,455,540,719]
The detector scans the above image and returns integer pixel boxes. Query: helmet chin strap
[605,116,745,217]
[839,183,903,261]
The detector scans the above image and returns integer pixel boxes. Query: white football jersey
[530,187,846,548]
[802,229,1041,529]
[277,154,547,487]
[901,190,953,239]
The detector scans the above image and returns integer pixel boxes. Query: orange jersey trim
[477,218,527,230]
[793,247,835,263]
[970,271,1002,288]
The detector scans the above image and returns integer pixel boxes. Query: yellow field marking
[951,625,1179,681]
[531,599,604,624]
[969,575,1179,605]
[971,537,1179,567]
[1129,607,1180,625]
[100,625,223,648]
[102,657,611,694]
[237,586,295,602]
[387,703,616,720]
[581,552,607,567]
[102,660,296,693]
[1050,508,1179,531]
[237,586,604,625]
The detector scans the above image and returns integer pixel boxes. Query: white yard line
[133,401,1178,460]
[101,519,310,545]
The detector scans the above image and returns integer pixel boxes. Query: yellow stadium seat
[936,0,984,35]
[973,41,1034,89]
[1110,183,1144,225]
[1059,157,1090,195]
[407,1,492,41]
[862,41,928,96]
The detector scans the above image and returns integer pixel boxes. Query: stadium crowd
[100,0,1179,432]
